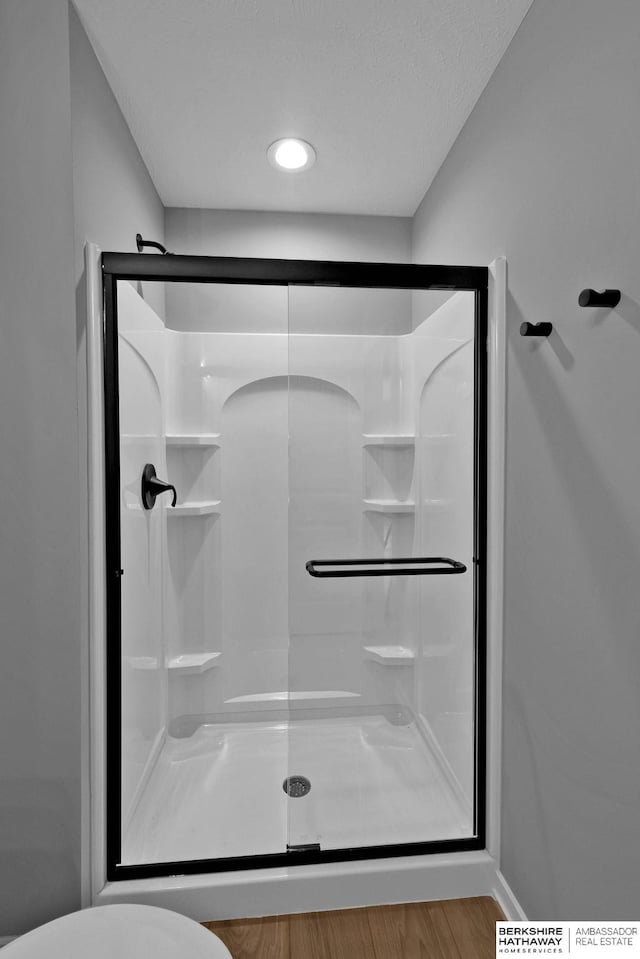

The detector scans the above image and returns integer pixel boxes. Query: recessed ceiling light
[267,138,316,172]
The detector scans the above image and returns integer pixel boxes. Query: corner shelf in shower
[167,652,221,674]
[168,500,221,517]
[165,433,221,447]
[363,499,415,513]
[362,434,416,447]
[363,645,415,665]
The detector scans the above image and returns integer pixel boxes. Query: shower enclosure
[101,254,488,880]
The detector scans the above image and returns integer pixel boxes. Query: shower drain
[283,775,311,797]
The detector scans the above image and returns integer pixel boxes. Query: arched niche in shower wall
[217,373,364,715]
[287,375,363,703]
[219,375,290,711]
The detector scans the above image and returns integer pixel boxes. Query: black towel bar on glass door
[305,557,467,578]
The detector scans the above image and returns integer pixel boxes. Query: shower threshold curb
[94,850,512,922]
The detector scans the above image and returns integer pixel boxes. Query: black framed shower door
[101,252,488,881]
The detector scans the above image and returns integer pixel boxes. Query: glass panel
[116,279,168,865]
[117,279,290,865]
[113,272,480,870]
[286,285,476,853]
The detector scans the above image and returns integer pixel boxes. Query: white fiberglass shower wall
[101,257,487,883]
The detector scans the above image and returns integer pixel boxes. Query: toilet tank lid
[3,904,231,959]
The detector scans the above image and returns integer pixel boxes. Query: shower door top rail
[101,251,488,291]
[306,557,467,577]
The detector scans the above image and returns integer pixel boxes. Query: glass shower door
[286,285,478,854]
[103,254,486,879]
[114,277,293,867]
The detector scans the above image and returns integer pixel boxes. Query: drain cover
[283,775,311,797]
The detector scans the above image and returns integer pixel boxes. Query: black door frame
[101,252,488,881]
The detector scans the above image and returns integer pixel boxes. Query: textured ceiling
[73,0,533,216]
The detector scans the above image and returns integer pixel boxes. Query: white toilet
[2,904,232,958]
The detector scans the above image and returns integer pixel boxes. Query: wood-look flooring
[203,896,504,959]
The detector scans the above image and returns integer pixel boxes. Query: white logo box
[496,921,639,957]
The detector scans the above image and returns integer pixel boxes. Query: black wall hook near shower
[578,288,621,308]
[141,464,177,510]
[520,321,552,337]
[136,233,169,255]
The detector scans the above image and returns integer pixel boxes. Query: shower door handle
[305,557,467,578]
[141,463,177,510]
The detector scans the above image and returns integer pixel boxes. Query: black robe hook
[520,322,552,337]
[578,288,620,308]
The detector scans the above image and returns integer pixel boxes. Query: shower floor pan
[122,711,472,866]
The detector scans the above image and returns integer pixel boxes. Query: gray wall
[0,0,81,936]
[164,209,413,334]
[166,208,411,263]
[70,3,165,316]
[0,0,166,937]
[69,0,167,924]
[69,0,167,929]
[413,0,640,919]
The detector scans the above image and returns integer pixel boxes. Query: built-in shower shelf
[168,652,221,674]
[363,499,415,513]
[363,645,415,665]
[225,690,360,704]
[168,500,221,517]
[362,434,416,447]
[165,433,221,447]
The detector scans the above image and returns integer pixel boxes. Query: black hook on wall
[520,321,553,337]
[136,233,170,255]
[578,288,620,308]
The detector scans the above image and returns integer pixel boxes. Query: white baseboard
[491,869,527,920]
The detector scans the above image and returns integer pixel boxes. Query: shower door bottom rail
[305,557,467,577]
